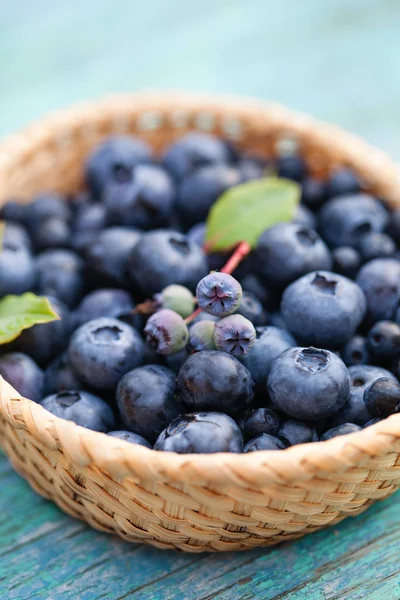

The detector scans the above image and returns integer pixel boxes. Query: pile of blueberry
[1,131,400,455]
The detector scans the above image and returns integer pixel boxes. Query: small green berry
[155,284,195,318]
[189,320,216,352]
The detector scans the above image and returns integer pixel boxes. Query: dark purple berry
[40,390,115,432]
[108,430,152,448]
[178,350,254,414]
[363,377,400,417]
[278,419,318,446]
[359,232,396,262]
[144,309,188,356]
[367,321,400,363]
[268,347,350,420]
[154,412,243,454]
[326,167,361,198]
[242,408,280,441]
[213,314,256,357]
[320,423,361,441]
[85,135,151,198]
[244,433,285,452]
[341,336,370,366]
[196,272,242,317]
[332,246,361,278]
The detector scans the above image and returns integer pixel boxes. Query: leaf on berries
[205,177,300,252]
[0,292,60,345]
[0,221,5,250]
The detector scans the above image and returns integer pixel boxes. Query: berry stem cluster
[184,241,251,325]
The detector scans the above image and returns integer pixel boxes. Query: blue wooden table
[1,1,400,598]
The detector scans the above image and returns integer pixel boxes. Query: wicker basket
[1,92,400,553]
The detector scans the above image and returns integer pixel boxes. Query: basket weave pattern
[1,92,400,552]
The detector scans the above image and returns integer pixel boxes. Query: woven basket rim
[1,91,400,489]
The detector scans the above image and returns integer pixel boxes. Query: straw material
[1,92,400,552]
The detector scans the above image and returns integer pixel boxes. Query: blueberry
[213,314,256,357]
[342,336,370,366]
[36,249,86,308]
[40,390,115,432]
[332,364,396,426]
[155,284,195,318]
[189,320,216,352]
[84,227,141,286]
[301,178,326,211]
[367,320,400,364]
[244,433,285,452]
[364,418,382,428]
[127,230,208,296]
[294,205,317,230]
[0,200,27,224]
[68,317,144,389]
[320,423,361,441]
[15,296,70,366]
[45,353,85,394]
[178,350,254,414]
[236,291,267,326]
[192,311,220,325]
[242,407,280,441]
[104,164,175,229]
[196,272,242,317]
[187,222,206,247]
[0,243,36,296]
[73,289,135,329]
[387,208,400,244]
[72,203,108,233]
[0,352,44,403]
[239,326,296,393]
[85,135,152,198]
[165,348,189,374]
[356,259,400,324]
[278,419,318,446]
[238,157,265,182]
[176,165,240,228]
[144,309,189,356]
[3,222,32,252]
[268,347,350,420]
[326,167,361,198]
[282,271,366,348]
[364,377,400,417]
[116,364,181,442]
[154,412,244,453]
[238,274,273,308]
[358,232,396,262]
[332,246,361,278]
[163,132,229,181]
[276,155,307,182]
[256,224,332,289]
[25,193,71,228]
[108,430,152,448]
[319,194,388,248]
[268,312,288,330]
[31,217,71,251]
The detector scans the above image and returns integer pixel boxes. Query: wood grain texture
[1,451,400,600]
[1,0,400,596]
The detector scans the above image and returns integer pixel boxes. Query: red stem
[220,241,252,274]
[184,241,252,325]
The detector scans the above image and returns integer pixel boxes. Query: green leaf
[205,177,300,252]
[0,293,60,345]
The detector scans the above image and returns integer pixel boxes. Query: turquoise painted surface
[1,0,400,597]
[1,453,400,599]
